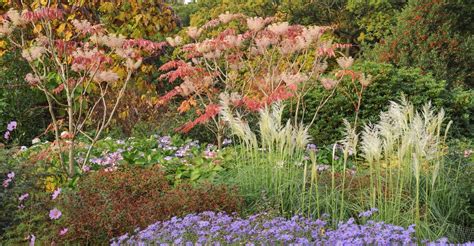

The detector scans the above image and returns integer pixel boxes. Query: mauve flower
[7,172,15,179]
[49,208,62,220]
[4,131,10,140]
[28,234,35,246]
[19,193,29,201]
[59,227,68,236]
[464,149,473,158]
[7,121,17,131]
[82,165,91,172]
[51,188,61,200]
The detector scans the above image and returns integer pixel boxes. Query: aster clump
[111,211,450,245]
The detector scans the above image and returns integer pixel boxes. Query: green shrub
[0,51,50,146]
[303,61,448,144]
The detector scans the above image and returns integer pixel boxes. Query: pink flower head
[49,208,62,220]
[51,188,61,200]
[7,172,15,179]
[4,131,10,140]
[7,121,17,131]
[464,149,473,158]
[2,179,11,188]
[19,193,29,201]
[59,227,68,236]
[82,165,91,173]
[28,234,35,246]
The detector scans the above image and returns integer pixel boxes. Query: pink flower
[49,208,62,220]
[51,188,61,200]
[19,193,29,201]
[82,165,91,172]
[59,227,68,236]
[7,121,17,131]
[465,149,473,158]
[4,131,10,140]
[28,234,35,246]
[2,179,11,188]
[21,46,45,62]
[7,172,15,179]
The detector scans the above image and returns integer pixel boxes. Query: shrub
[58,166,241,243]
[303,61,448,144]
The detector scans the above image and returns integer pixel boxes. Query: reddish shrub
[58,166,241,243]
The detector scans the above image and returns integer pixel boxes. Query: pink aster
[59,227,68,236]
[49,208,62,220]
[19,193,29,201]
[51,188,61,200]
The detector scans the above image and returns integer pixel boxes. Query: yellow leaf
[56,23,66,34]
[0,40,6,49]
[33,24,43,34]
[65,31,73,41]
[119,110,128,120]
[40,0,48,6]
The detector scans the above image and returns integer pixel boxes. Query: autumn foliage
[58,166,241,243]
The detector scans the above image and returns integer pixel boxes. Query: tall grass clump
[359,96,461,239]
[220,94,312,217]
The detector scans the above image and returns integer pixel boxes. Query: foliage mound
[58,166,241,243]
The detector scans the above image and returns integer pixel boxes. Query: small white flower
[32,138,41,144]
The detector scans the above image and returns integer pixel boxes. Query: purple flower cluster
[175,140,199,158]
[90,151,123,172]
[158,136,177,151]
[3,121,17,140]
[2,171,15,188]
[110,211,439,245]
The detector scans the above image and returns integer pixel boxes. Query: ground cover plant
[0,0,473,245]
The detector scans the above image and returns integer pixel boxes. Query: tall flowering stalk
[0,7,164,176]
[159,13,367,147]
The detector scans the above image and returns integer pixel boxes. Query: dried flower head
[336,56,354,70]
[320,77,338,90]
[359,73,372,87]
[187,27,202,40]
[246,17,265,32]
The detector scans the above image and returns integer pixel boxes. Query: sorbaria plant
[159,12,371,147]
[0,7,166,176]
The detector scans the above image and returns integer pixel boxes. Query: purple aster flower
[222,138,232,146]
[19,193,29,201]
[7,172,15,179]
[49,208,62,220]
[28,234,35,246]
[59,227,68,236]
[4,131,10,140]
[7,121,17,131]
[164,156,173,161]
[52,188,61,200]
